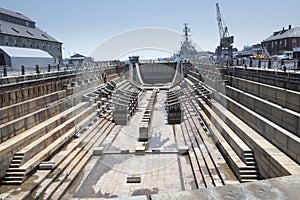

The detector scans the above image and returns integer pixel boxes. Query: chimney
[289,24,292,29]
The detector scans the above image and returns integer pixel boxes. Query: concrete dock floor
[65,90,238,199]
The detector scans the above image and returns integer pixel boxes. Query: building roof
[70,53,86,58]
[263,27,300,42]
[0,45,52,58]
[0,20,61,43]
[0,7,34,22]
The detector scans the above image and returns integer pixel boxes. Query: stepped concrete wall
[191,64,300,179]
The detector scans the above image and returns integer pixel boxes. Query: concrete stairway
[225,85,300,136]
[0,77,112,184]
[227,76,300,113]
[1,112,116,199]
[183,80,259,183]
[0,75,112,182]
[2,104,95,184]
[0,101,86,177]
[180,95,239,187]
[239,150,259,182]
[189,64,300,179]
[0,84,117,196]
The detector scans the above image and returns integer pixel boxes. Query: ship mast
[183,23,190,44]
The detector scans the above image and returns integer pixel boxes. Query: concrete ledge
[0,98,77,143]
[19,105,92,165]
[0,90,66,124]
[203,81,300,178]
[19,109,94,176]
[228,76,300,113]
[223,92,300,169]
[226,85,300,136]
[0,102,89,179]
[0,80,67,108]
[197,97,251,163]
[188,69,300,178]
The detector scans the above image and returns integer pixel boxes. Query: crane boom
[216,3,233,46]
[215,2,234,65]
[216,3,224,40]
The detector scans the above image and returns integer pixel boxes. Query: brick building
[0,7,62,64]
[262,25,300,56]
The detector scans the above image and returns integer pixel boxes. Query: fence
[233,58,299,70]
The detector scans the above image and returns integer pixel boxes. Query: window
[279,40,282,45]
[26,31,33,36]
[275,41,277,45]
[284,39,287,47]
[11,28,19,33]
[272,41,274,48]
[292,39,297,47]
[42,34,48,39]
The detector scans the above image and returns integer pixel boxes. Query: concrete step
[244,153,254,157]
[9,163,20,168]
[195,91,252,164]
[240,174,258,179]
[5,171,26,177]
[7,168,26,172]
[245,157,255,162]
[1,180,23,185]
[245,161,256,166]
[238,166,257,170]
[13,155,24,160]
[2,102,90,178]
[13,107,95,182]
[27,115,113,199]
[0,102,88,178]
[239,170,258,175]
[14,152,25,156]
[241,179,258,183]
[51,121,117,199]
[11,160,21,164]
[4,176,24,181]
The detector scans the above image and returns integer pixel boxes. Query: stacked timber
[112,83,140,125]
[166,89,182,124]
[139,89,157,141]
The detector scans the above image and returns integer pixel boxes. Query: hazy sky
[1,0,300,59]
